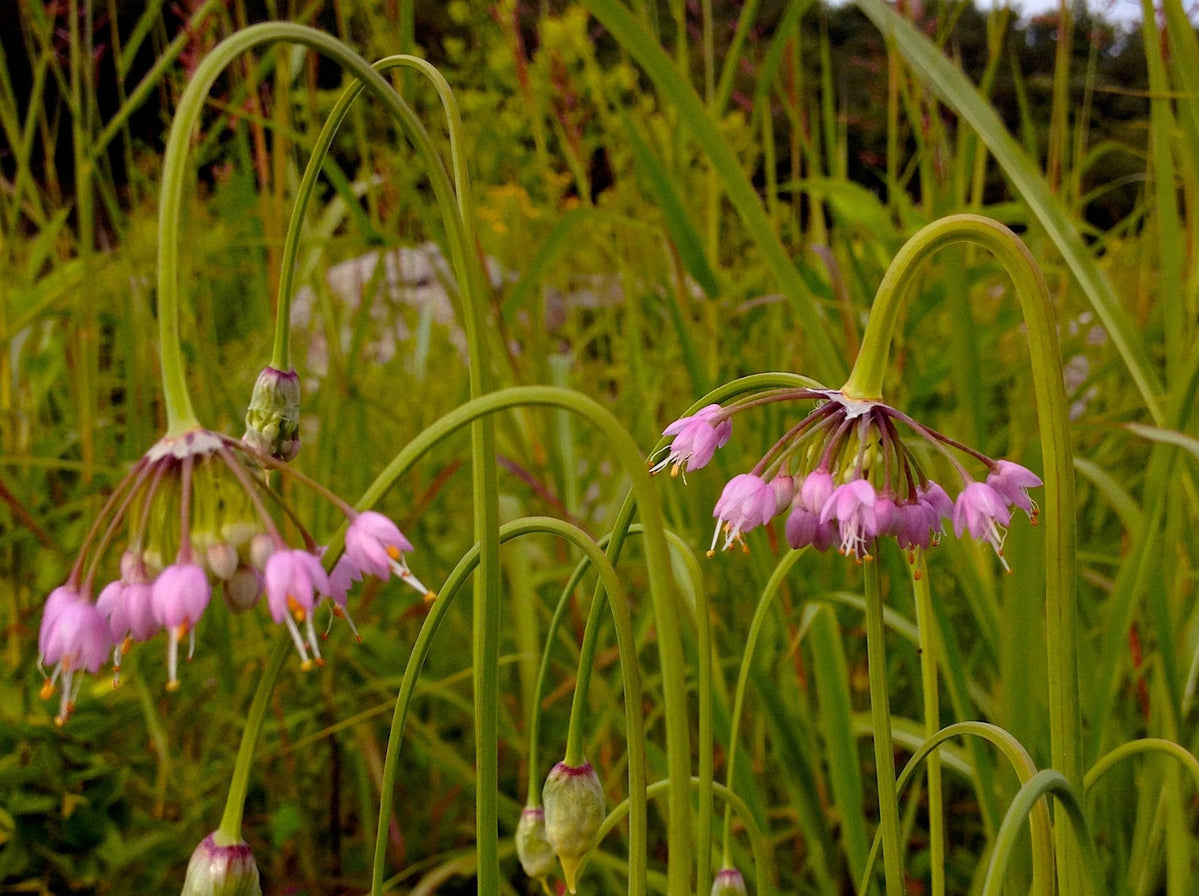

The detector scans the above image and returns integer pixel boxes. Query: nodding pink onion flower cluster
[36,427,431,725]
[652,389,1041,567]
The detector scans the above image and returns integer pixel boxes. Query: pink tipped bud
[542,760,605,893]
[516,806,558,884]
[243,366,301,462]
[711,867,749,896]
[181,832,261,896]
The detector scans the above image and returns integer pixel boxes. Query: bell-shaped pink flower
[986,460,1042,521]
[651,404,732,477]
[38,594,112,725]
[710,473,777,554]
[151,562,211,690]
[96,577,159,674]
[953,481,1013,569]
[345,511,411,577]
[265,549,330,669]
[819,478,881,559]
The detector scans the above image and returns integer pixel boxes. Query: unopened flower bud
[542,760,605,893]
[243,366,301,462]
[180,832,261,896]
[249,533,275,572]
[516,806,557,885]
[710,867,749,896]
[206,542,239,581]
[223,567,262,613]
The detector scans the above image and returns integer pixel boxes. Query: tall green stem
[843,214,1080,893]
[910,554,944,896]
[863,558,904,896]
[357,385,690,896]
[158,26,501,890]
[214,635,290,846]
[371,517,648,896]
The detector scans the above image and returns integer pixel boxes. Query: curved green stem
[720,549,804,870]
[598,778,773,894]
[214,634,290,846]
[856,721,1053,896]
[981,770,1102,896]
[161,27,501,889]
[156,23,469,424]
[371,517,647,896]
[1084,737,1199,794]
[358,386,687,896]
[842,213,1080,893]
[563,546,611,769]
[863,558,903,896]
[909,553,944,896]
[526,524,709,887]
[271,53,474,371]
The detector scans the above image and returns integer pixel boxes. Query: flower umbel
[657,390,1041,568]
[36,426,430,722]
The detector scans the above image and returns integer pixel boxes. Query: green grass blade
[584,0,847,385]
[854,0,1164,422]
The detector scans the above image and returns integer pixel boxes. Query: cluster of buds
[36,416,431,725]
[652,389,1041,568]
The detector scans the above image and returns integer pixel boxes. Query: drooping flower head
[36,423,431,722]
[656,386,1042,569]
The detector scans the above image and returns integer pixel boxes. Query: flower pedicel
[654,388,1041,568]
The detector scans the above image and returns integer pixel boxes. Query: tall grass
[2,1,1197,894]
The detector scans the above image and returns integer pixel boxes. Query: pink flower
[151,562,212,690]
[819,478,881,559]
[710,473,777,554]
[651,404,732,477]
[784,470,837,551]
[784,502,835,551]
[265,549,330,669]
[953,481,1013,569]
[38,585,84,662]
[38,594,112,725]
[325,555,363,643]
[986,460,1042,521]
[96,577,159,651]
[345,510,430,598]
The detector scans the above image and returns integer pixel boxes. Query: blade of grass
[854,0,1164,422]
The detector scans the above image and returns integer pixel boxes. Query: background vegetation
[2,0,1195,894]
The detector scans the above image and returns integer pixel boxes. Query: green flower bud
[516,806,557,886]
[181,833,261,896]
[243,366,301,462]
[542,760,605,893]
[710,867,749,896]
